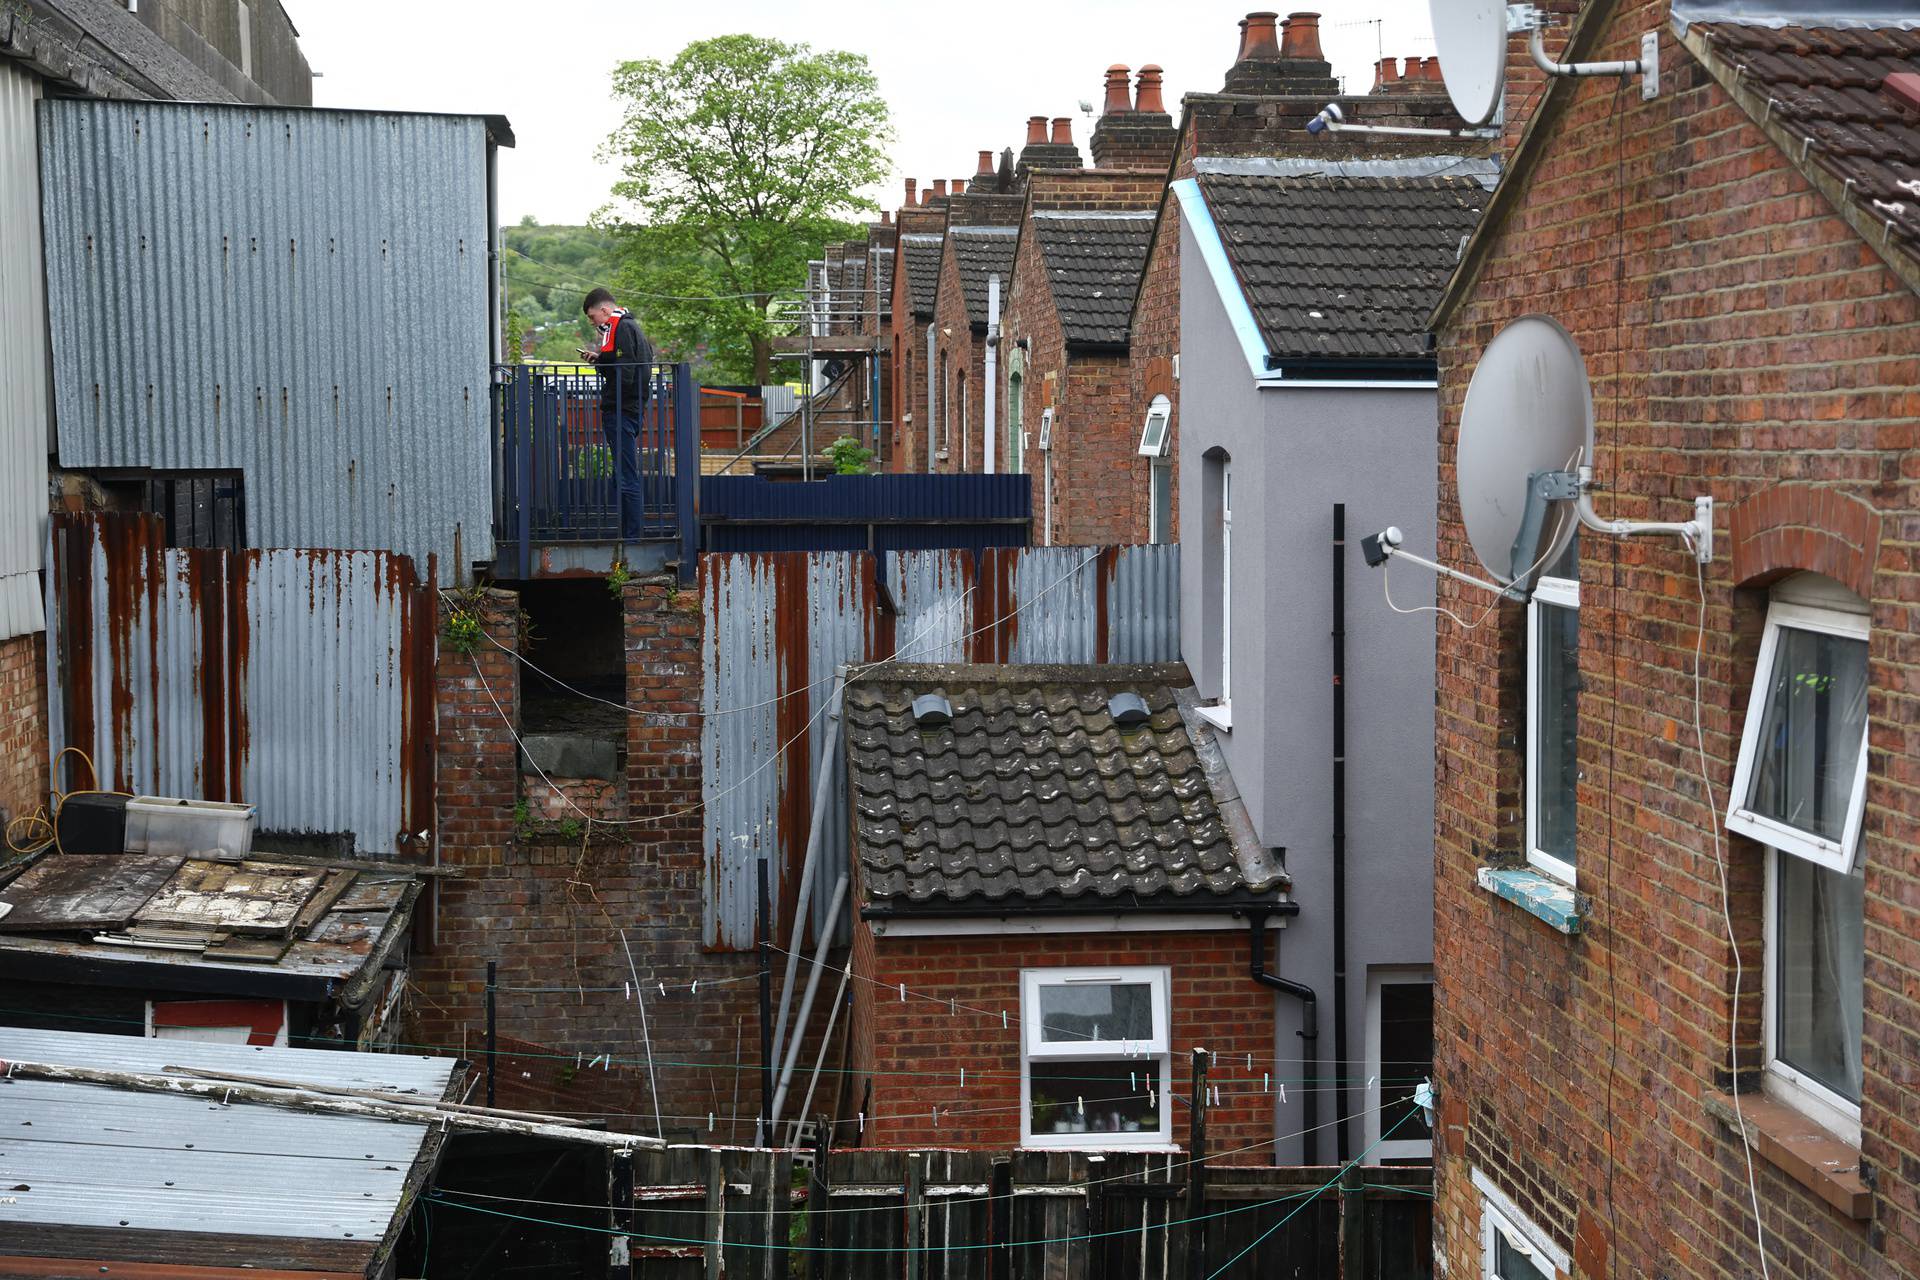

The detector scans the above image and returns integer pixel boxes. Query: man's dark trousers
[604,405,645,540]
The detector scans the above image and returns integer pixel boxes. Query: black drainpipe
[1248,908,1318,1165]
[1332,503,1351,1160]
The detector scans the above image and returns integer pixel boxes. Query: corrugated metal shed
[46,514,436,857]
[0,60,49,641]
[38,98,497,579]
[0,1026,455,1273]
[701,545,1178,948]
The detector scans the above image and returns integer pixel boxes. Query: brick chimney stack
[969,149,1000,193]
[1091,62,1177,169]
[1020,115,1084,175]
[1374,56,1399,92]
[1222,9,1338,95]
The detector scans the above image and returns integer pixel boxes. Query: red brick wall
[1128,195,1182,545]
[931,247,981,475]
[851,923,1282,1162]
[1431,13,1920,1280]
[887,207,944,475]
[411,577,768,1142]
[0,631,49,830]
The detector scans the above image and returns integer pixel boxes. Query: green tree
[598,34,891,385]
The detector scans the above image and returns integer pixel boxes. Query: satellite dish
[1456,315,1592,585]
[1429,0,1507,127]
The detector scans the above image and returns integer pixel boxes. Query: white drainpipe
[984,275,1000,475]
[925,322,937,473]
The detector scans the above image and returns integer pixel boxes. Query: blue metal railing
[492,361,698,581]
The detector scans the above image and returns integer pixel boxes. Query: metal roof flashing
[1669,0,1920,31]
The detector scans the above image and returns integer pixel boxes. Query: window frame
[1019,966,1172,1150]
[1525,573,1580,884]
[1472,1168,1569,1280]
[1148,459,1173,545]
[1137,396,1172,458]
[1762,845,1864,1145]
[1363,967,1434,1161]
[1726,599,1870,874]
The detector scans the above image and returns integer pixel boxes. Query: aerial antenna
[1362,316,1710,602]
[1314,0,1657,140]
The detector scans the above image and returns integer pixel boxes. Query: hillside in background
[501,220,619,362]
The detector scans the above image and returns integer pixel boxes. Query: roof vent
[1108,692,1151,728]
[911,694,954,728]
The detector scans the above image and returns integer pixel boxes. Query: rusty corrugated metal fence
[701,545,1179,950]
[46,514,435,857]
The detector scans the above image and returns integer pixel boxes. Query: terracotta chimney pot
[1424,55,1446,82]
[1281,12,1323,61]
[1050,116,1074,145]
[932,179,948,198]
[953,176,968,194]
[1135,64,1167,114]
[904,177,917,204]
[1243,12,1282,60]
[1102,64,1133,114]
[881,211,892,225]
[919,189,931,205]
[1376,56,1399,90]
[1026,115,1048,145]
[976,149,994,176]
[1234,17,1251,61]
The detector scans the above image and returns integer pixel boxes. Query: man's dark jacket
[596,310,653,418]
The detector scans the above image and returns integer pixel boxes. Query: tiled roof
[1032,213,1157,349]
[900,234,943,318]
[952,227,1018,329]
[1198,171,1489,363]
[845,665,1286,915]
[1691,22,1920,283]
[872,246,895,321]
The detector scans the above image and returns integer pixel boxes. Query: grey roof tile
[1032,214,1156,348]
[1197,172,1489,362]
[952,228,1018,329]
[900,234,943,318]
[845,665,1284,913]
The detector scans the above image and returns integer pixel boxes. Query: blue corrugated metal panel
[1008,547,1100,663]
[45,514,432,856]
[38,99,495,579]
[701,473,1032,524]
[1108,543,1182,662]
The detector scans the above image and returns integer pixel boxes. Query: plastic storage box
[123,796,256,861]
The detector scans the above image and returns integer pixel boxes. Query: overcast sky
[282,1,1437,227]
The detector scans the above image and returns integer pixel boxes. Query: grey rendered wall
[39,99,494,579]
[1177,216,1438,1162]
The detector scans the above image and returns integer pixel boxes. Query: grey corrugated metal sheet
[46,514,434,856]
[0,61,49,641]
[0,1026,452,1258]
[38,98,495,579]
[701,545,1178,948]
[761,385,800,423]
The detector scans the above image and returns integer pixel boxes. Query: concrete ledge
[1704,1091,1869,1220]
[1476,866,1582,934]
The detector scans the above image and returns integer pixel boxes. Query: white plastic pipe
[767,872,849,1133]
[984,274,1000,475]
[1528,26,1641,76]
[768,675,844,1074]
[925,323,938,472]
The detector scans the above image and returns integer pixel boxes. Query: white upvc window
[1020,967,1171,1149]
[1137,396,1172,458]
[1473,1169,1569,1280]
[1734,574,1870,1141]
[1727,588,1870,873]
[1525,557,1580,883]
[1141,395,1174,546]
[1364,968,1433,1160]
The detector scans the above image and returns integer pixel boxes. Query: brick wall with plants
[0,631,49,836]
[412,573,771,1143]
[1429,8,1920,1279]
[850,925,1284,1162]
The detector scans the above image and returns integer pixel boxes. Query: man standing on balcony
[581,287,652,540]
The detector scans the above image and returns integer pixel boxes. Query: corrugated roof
[845,664,1285,914]
[1032,213,1157,348]
[900,234,943,318]
[0,1026,455,1270]
[1197,172,1488,362]
[37,98,497,579]
[951,227,1018,330]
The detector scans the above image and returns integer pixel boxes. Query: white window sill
[1195,703,1233,732]
[1019,1140,1180,1154]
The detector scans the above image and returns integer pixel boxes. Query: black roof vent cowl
[1108,692,1151,728]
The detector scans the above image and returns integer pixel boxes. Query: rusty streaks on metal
[1094,545,1120,663]
[771,553,812,949]
[191,548,228,802]
[54,515,97,788]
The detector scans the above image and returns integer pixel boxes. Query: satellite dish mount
[1363,315,1710,608]
[1511,4,1659,101]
